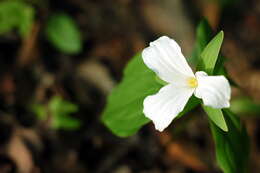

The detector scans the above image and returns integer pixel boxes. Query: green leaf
[193,21,237,87]
[195,28,228,130]
[49,96,78,116]
[230,97,260,115]
[101,53,162,137]
[52,115,81,130]
[31,104,47,120]
[0,0,34,37]
[18,4,34,37]
[189,19,212,66]
[210,109,249,173]
[203,106,228,131]
[45,13,82,54]
[213,55,227,75]
[197,31,224,74]
[195,19,249,173]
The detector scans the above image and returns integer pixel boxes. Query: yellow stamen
[187,77,198,88]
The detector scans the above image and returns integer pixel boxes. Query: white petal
[143,84,194,131]
[142,36,194,85]
[194,71,231,109]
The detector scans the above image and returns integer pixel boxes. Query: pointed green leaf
[197,31,224,74]
[194,19,249,173]
[203,106,228,131]
[195,28,227,131]
[210,109,249,173]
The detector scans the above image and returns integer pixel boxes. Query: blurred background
[0,0,260,172]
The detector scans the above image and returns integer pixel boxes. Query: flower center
[187,77,198,88]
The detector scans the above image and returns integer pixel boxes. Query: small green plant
[32,96,81,130]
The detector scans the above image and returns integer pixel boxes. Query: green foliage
[195,19,249,173]
[31,104,46,120]
[45,13,82,54]
[210,110,249,173]
[230,97,260,115]
[197,31,224,75]
[192,21,237,88]
[194,23,227,131]
[213,55,227,75]
[191,20,228,77]
[101,53,161,137]
[189,19,212,67]
[32,96,81,130]
[203,106,228,131]
[0,0,34,37]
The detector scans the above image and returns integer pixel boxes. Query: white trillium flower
[142,36,231,132]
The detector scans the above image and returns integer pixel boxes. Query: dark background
[0,0,260,172]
